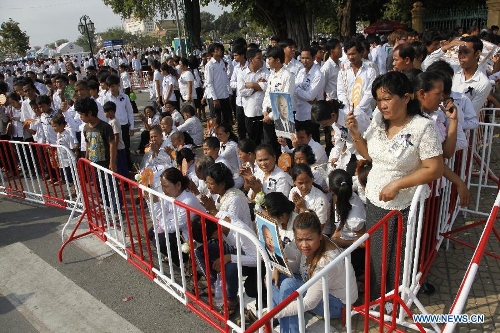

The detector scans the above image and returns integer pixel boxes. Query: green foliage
[0,18,30,58]
[200,11,216,33]
[382,0,412,24]
[46,39,69,49]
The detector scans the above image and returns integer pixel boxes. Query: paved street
[1,90,499,332]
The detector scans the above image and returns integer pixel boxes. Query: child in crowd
[329,169,366,281]
[6,92,24,142]
[352,160,372,204]
[177,104,203,146]
[50,114,76,190]
[215,122,239,173]
[159,116,177,148]
[164,101,184,127]
[103,101,129,179]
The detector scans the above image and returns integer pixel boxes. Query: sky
[0,0,227,48]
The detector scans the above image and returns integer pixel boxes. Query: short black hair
[103,101,117,112]
[74,97,98,117]
[105,74,120,86]
[265,47,284,63]
[343,39,364,54]
[395,43,416,62]
[460,35,483,53]
[246,48,262,60]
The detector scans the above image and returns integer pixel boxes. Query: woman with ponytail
[329,169,366,279]
[269,211,357,333]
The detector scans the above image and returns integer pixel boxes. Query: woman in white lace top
[346,72,443,301]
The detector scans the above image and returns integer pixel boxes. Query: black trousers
[124,87,138,113]
[235,106,247,140]
[121,124,133,170]
[148,227,187,267]
[245,115,263,146]
[208,98,232,124]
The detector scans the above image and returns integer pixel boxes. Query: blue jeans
[271,274,344,333]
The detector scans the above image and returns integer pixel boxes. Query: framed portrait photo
[255,212,292,276]
[270,92,294,139]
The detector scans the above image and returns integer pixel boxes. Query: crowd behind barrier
[1,115,499,332]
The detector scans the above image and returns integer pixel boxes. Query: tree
[74,34,97,52]
[102,0,203,49]
[46,38,69,49]
[0,18,30,58]
[200,11,215,34]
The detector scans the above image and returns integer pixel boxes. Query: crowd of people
[1,24,499,332]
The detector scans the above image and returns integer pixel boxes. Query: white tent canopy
[36,47,57,58]
[57,42,84,55]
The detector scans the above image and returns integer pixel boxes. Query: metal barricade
[130,71,150,90]
[58,158,274,333]
[0,140,82,213]
[442,190,500,333]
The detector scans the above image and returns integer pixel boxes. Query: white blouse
[335,193,366,240]
[276,248,358,318]
[364,113,443,210]
[249,166,293,198]
[289,186,331,235]
[214,188,252,228]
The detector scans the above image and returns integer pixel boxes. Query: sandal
[222,300,239,317]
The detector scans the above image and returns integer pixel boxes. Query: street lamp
[78,15,96,66]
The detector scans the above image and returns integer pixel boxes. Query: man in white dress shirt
[238,48,269,145]
[367,35,387,75]
[280,39,303,79]
[230,45,248,140]
[321,39,342,101]
[205,43,232,124]
[451,36,492,114]
[294,46,325,142]
[337,39,375,131]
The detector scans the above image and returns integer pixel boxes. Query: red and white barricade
[58,158,274,333]
[0,140,82,214]
[130,71,150,90]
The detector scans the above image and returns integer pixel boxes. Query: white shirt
[179,70,195,101]
[205,58,230,100]
[276,249,357,318]
[281,138,328,165]
[238,66,269,117]
[152,190,204,239]
[171,109,185,127]
[56,129,76,168]
[120,71,132,90]
[218,140,240,173]
[369,45,387,75]
[176,116,203,146]
[335,194,366,240]
[230,62,247,107]
[283,58,303,78]
[249,166,293,199]
[321,57,341,100]
[289,186,331,234]
[103,93,135,129]
[153,70,163,98]
[364,113,443,210]
[337,61,377,120]
[452,69,492,113]
[214,188,252,228]
[162,74,177,101]
[294,64,325,121]
[262,66,295,118]
[450,90,478,131]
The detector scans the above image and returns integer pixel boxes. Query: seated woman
[288,164,332,236]
[215,122,240,173]
[237,138,257,172]
[188,155,215,198]
[148,168,205,267]
[293,144,328,191]
[177,104,203,146]
[240,144,293,202]
[192,212,258,316]
[329,169,366,280]
[269,211,358,333]
[199,162,252,228]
